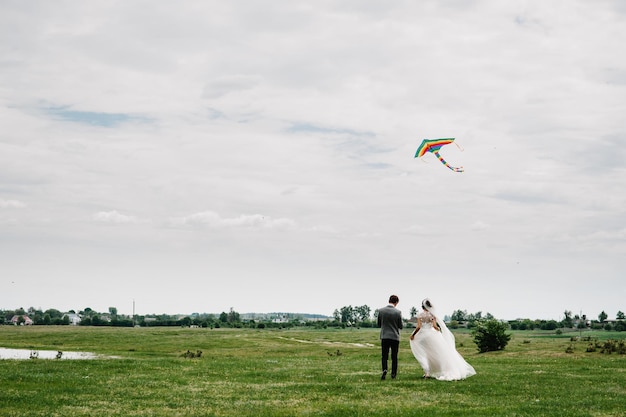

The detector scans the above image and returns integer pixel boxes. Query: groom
[377,295,403,380]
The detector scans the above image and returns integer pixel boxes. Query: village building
[10,315,33,325]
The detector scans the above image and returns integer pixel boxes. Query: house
[10,315,33,325]
[272,315,289,324]
[65,313,82,325]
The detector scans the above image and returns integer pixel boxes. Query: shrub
[472,319,511,353]
[542,320,558,331]
[600,340,626,354]
[613,321,626,331]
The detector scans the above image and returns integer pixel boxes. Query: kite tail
[433,151,464,173]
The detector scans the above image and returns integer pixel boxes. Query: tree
[518,319,535,330]
[32,311,44,325]
[227,308,240,324]
[410,307,417,319]
[43,309,64,324]
[467,311,482,322]
[339,306,354,324]
[561,310,573,328]
[354,305,371,322]
[451,309,467,322]
[541,320,558,331]
[472,319,511,353]
[465,311,482,329]
[598,311,608,323]
[617,311,625,320]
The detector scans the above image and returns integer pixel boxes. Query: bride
[409,298,476,381]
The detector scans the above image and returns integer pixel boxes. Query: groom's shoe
[391,373,397,379]
[381,370,387,380]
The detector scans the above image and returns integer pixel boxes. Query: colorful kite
[414,138,463,172]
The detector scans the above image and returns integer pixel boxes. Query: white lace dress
[409,311,476,381]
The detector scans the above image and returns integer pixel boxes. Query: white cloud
[92,211,139,224]
[404,225,427,235]
[170,211,296,231]
[0,199,26,208]
[470,221,490,231]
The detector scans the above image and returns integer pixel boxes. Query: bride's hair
[422,298,433,310]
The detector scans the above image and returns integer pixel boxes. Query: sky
[1,1,625,321]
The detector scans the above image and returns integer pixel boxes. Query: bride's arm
[410,319,422,340]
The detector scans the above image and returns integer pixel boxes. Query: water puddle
[0,347,100,360]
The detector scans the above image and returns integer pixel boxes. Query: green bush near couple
[1,326,624,416]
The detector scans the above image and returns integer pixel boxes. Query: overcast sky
[1,1,625,321]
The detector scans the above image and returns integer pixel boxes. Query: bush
[541,320,558,331]
[600,339,626,354]
[614,321,626,332]
[472,319,511,353]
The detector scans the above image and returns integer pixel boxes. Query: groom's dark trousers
[381,339,399,376]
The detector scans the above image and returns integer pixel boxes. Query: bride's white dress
[409,311,476,381]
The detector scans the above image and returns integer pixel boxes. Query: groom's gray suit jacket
[378,305,403,341]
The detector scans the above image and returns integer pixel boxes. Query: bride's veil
[422,298,456,349]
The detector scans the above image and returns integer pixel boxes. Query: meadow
[0,326,624,417]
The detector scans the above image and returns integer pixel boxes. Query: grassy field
[1,326,624,417]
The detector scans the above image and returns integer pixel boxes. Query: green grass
[1,326,624,416]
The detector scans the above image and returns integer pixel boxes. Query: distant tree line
[3,305,624,332]
[1,306,335,329]
[445,309,626,332]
